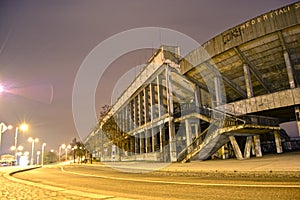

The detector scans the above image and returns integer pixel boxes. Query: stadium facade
[84,2,300,162]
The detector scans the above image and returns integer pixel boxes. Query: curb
[3,166,134,200]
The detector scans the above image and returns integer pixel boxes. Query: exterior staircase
[176,106,280,163]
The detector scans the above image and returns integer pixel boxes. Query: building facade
[85,2,300,162]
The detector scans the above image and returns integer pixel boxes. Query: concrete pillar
[243,64,254,98]
[138,93,143,126]
[140,132,144,154]
[253,135,262,157]
[166,66,177,162]
[152,128,156,152]
[194,84,201,107]
[134,136,139,154]
[185,119,193,149]
[244,136,252,159]
[282,49,300,136]
[283,51,296,89]
[133,98,138,129]
[150,83,156,120]
[159,125,164,153]
[214,76,222,107]
[143,88,149,123]
[145,130,149,153]
[229,136,243,160]
[251,141,256,156]
[295,106,300,137]
[274,131,283,153]
[129,101,133,131]
[157,74,164,117]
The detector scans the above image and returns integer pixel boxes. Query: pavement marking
[2,168,122,199]
[61,166,300,188]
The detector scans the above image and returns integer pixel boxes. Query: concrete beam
[278,31,296,88]
[234,47,271,93]
[229,136,243,160]
[243,64,254,98]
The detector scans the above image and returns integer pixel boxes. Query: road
[12,164,300,200]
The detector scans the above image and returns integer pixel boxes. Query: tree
[70,138,86,163]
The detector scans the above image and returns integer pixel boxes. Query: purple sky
[0,0,298,154]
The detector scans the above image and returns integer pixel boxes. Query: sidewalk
[96,151,300,176]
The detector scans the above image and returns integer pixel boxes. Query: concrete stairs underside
[177,107,280,163]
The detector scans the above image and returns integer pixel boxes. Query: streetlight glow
[19,123,29,132]
[0,84,4,93]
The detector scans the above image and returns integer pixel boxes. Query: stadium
[85,2,300,163]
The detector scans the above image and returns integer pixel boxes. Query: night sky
[0,0,297,154]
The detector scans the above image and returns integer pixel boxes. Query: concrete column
[274,131,283,153]
[295,106,300,137]
[251,139,256,155]
[145,130,149,153]
[244,136,252,159]
[144,87,149,123]
[134,136,139,154]
[129,101,133,131]
[138,93,143,126]
[253,135,262,157]
[243,64,254,98]
[152,127,156,152]
[185,119,193,150]
[135,101,138,128]
[140,132,144,154]
[194,84,201,107]
[282,50,300,136]
[159,125,164,153]
[215,76,227,159]
[283,51,296,89]
[166,66,177,162]
[157,74,164,117]
[150,83,156,120]
[229,136,243,160]
[214,76,222,107]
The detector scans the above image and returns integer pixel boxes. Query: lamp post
[28,137,38,165]
[0,122,13,148]
[36,151,40,165]
[59,144,65,162]
[65,144,71,161]
[41,142,46,166]
[10,145,24,164]
[14,123,29,160]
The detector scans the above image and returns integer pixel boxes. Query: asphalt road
[13,164,300,200]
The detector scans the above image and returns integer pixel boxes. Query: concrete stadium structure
[85,2,300,163]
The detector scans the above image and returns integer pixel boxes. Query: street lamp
[28,137,38,165]
[14,123,29,160]
[41,142,46,166]
[65,144,71,161]
[36,151,40,165]
[0,122,13,148]
[59,144,65,162]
